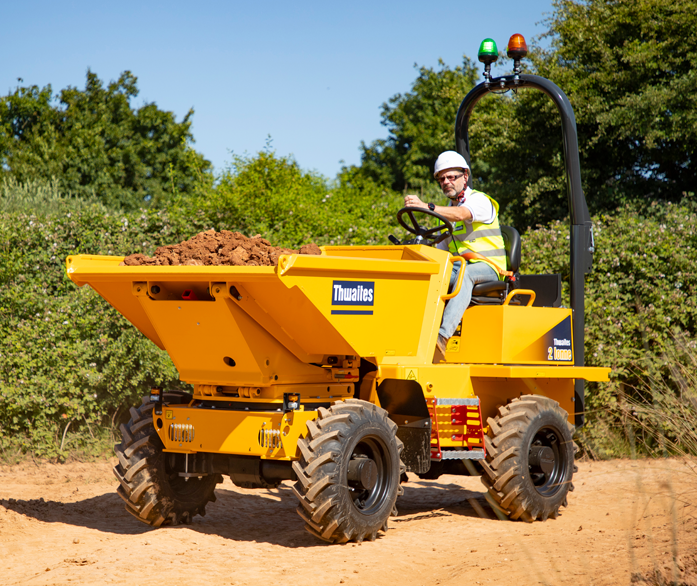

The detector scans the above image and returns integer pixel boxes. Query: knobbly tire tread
[480,394,576,522]
[292,399,404,543]
[113,393,222,527]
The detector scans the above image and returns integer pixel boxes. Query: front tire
[113,394,222,527]
[481,395,577,522]
[291,399,405,543]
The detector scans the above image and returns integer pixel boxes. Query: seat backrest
[500,225,521,273]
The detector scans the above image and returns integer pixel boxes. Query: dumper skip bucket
[67,246,452,386]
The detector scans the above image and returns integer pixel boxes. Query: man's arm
[403,194,472,222]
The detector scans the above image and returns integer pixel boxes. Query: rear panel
[446,305,574,365]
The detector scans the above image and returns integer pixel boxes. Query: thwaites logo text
[331,281,374,315]
[548,337,572,361]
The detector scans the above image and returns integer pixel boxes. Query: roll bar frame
[454,73,595,428]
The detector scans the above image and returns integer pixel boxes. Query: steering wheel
[396,206,455,246]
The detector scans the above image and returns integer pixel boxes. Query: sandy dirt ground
[1,457,696,586]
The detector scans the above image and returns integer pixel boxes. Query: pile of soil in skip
[121,229,321,267]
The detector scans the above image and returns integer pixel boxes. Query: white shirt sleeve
[462,191,496,224]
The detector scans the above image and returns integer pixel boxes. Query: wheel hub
[348,456,378,490]
[529,445,555,475]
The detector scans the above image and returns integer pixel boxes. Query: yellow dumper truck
[66,35,609,543]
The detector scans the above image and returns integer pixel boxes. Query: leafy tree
[551,0,695,198]
[0,70,211,210]
[479,0,697,227]
[350,0,697,229]
[198,148,404,248]
[202,149,329,248]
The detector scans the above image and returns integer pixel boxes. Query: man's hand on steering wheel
[404,194,428,209]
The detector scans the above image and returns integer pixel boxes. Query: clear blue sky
[1,0,554,178]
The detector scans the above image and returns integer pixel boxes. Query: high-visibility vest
[446,191,507,279]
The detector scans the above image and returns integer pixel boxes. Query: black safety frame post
[454,74,594,428]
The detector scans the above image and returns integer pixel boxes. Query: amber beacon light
[506,33,528,59]
[506,33,528,81]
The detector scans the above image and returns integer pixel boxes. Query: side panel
[280,271,440,362]
[134,290,332,387]
[448,305,574,365]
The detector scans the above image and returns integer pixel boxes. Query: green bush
[2,160,696,460]
[198,150,404,248]
[0,197,214,459]
[0,161,404,459]
[0,286,181,459]
[521,197,697,456]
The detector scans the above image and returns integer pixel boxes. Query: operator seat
[469,225,521,305]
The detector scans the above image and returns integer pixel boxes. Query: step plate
[440,450,485,460]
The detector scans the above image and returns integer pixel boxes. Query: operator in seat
[404,151,507,356]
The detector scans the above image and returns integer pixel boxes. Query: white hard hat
[433,151,470,177]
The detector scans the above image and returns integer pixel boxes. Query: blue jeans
[439,261,498,339]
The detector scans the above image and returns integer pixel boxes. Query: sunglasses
[437,173,464,184]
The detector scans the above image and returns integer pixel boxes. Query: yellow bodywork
[66,245,610,459]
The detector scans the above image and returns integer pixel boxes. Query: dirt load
[1,458,696,586]
[121,229,321,267]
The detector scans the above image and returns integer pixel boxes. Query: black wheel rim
[347,435,392,516]
[527,425,567,497]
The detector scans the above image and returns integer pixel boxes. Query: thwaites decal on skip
[331,281,375,315]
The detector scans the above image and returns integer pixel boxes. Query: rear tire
[480,395,577,522]
[291,399,405,543]
[113,393,222,527]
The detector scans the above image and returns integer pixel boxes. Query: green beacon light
[478,38,498,83]
[478,38,499,64]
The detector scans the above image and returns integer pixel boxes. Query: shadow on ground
[3,476,494,545]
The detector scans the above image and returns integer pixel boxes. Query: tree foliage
[499,0,697,227]
[199,148,404,249]
[349,0,697,229]
[0,70,211,210]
